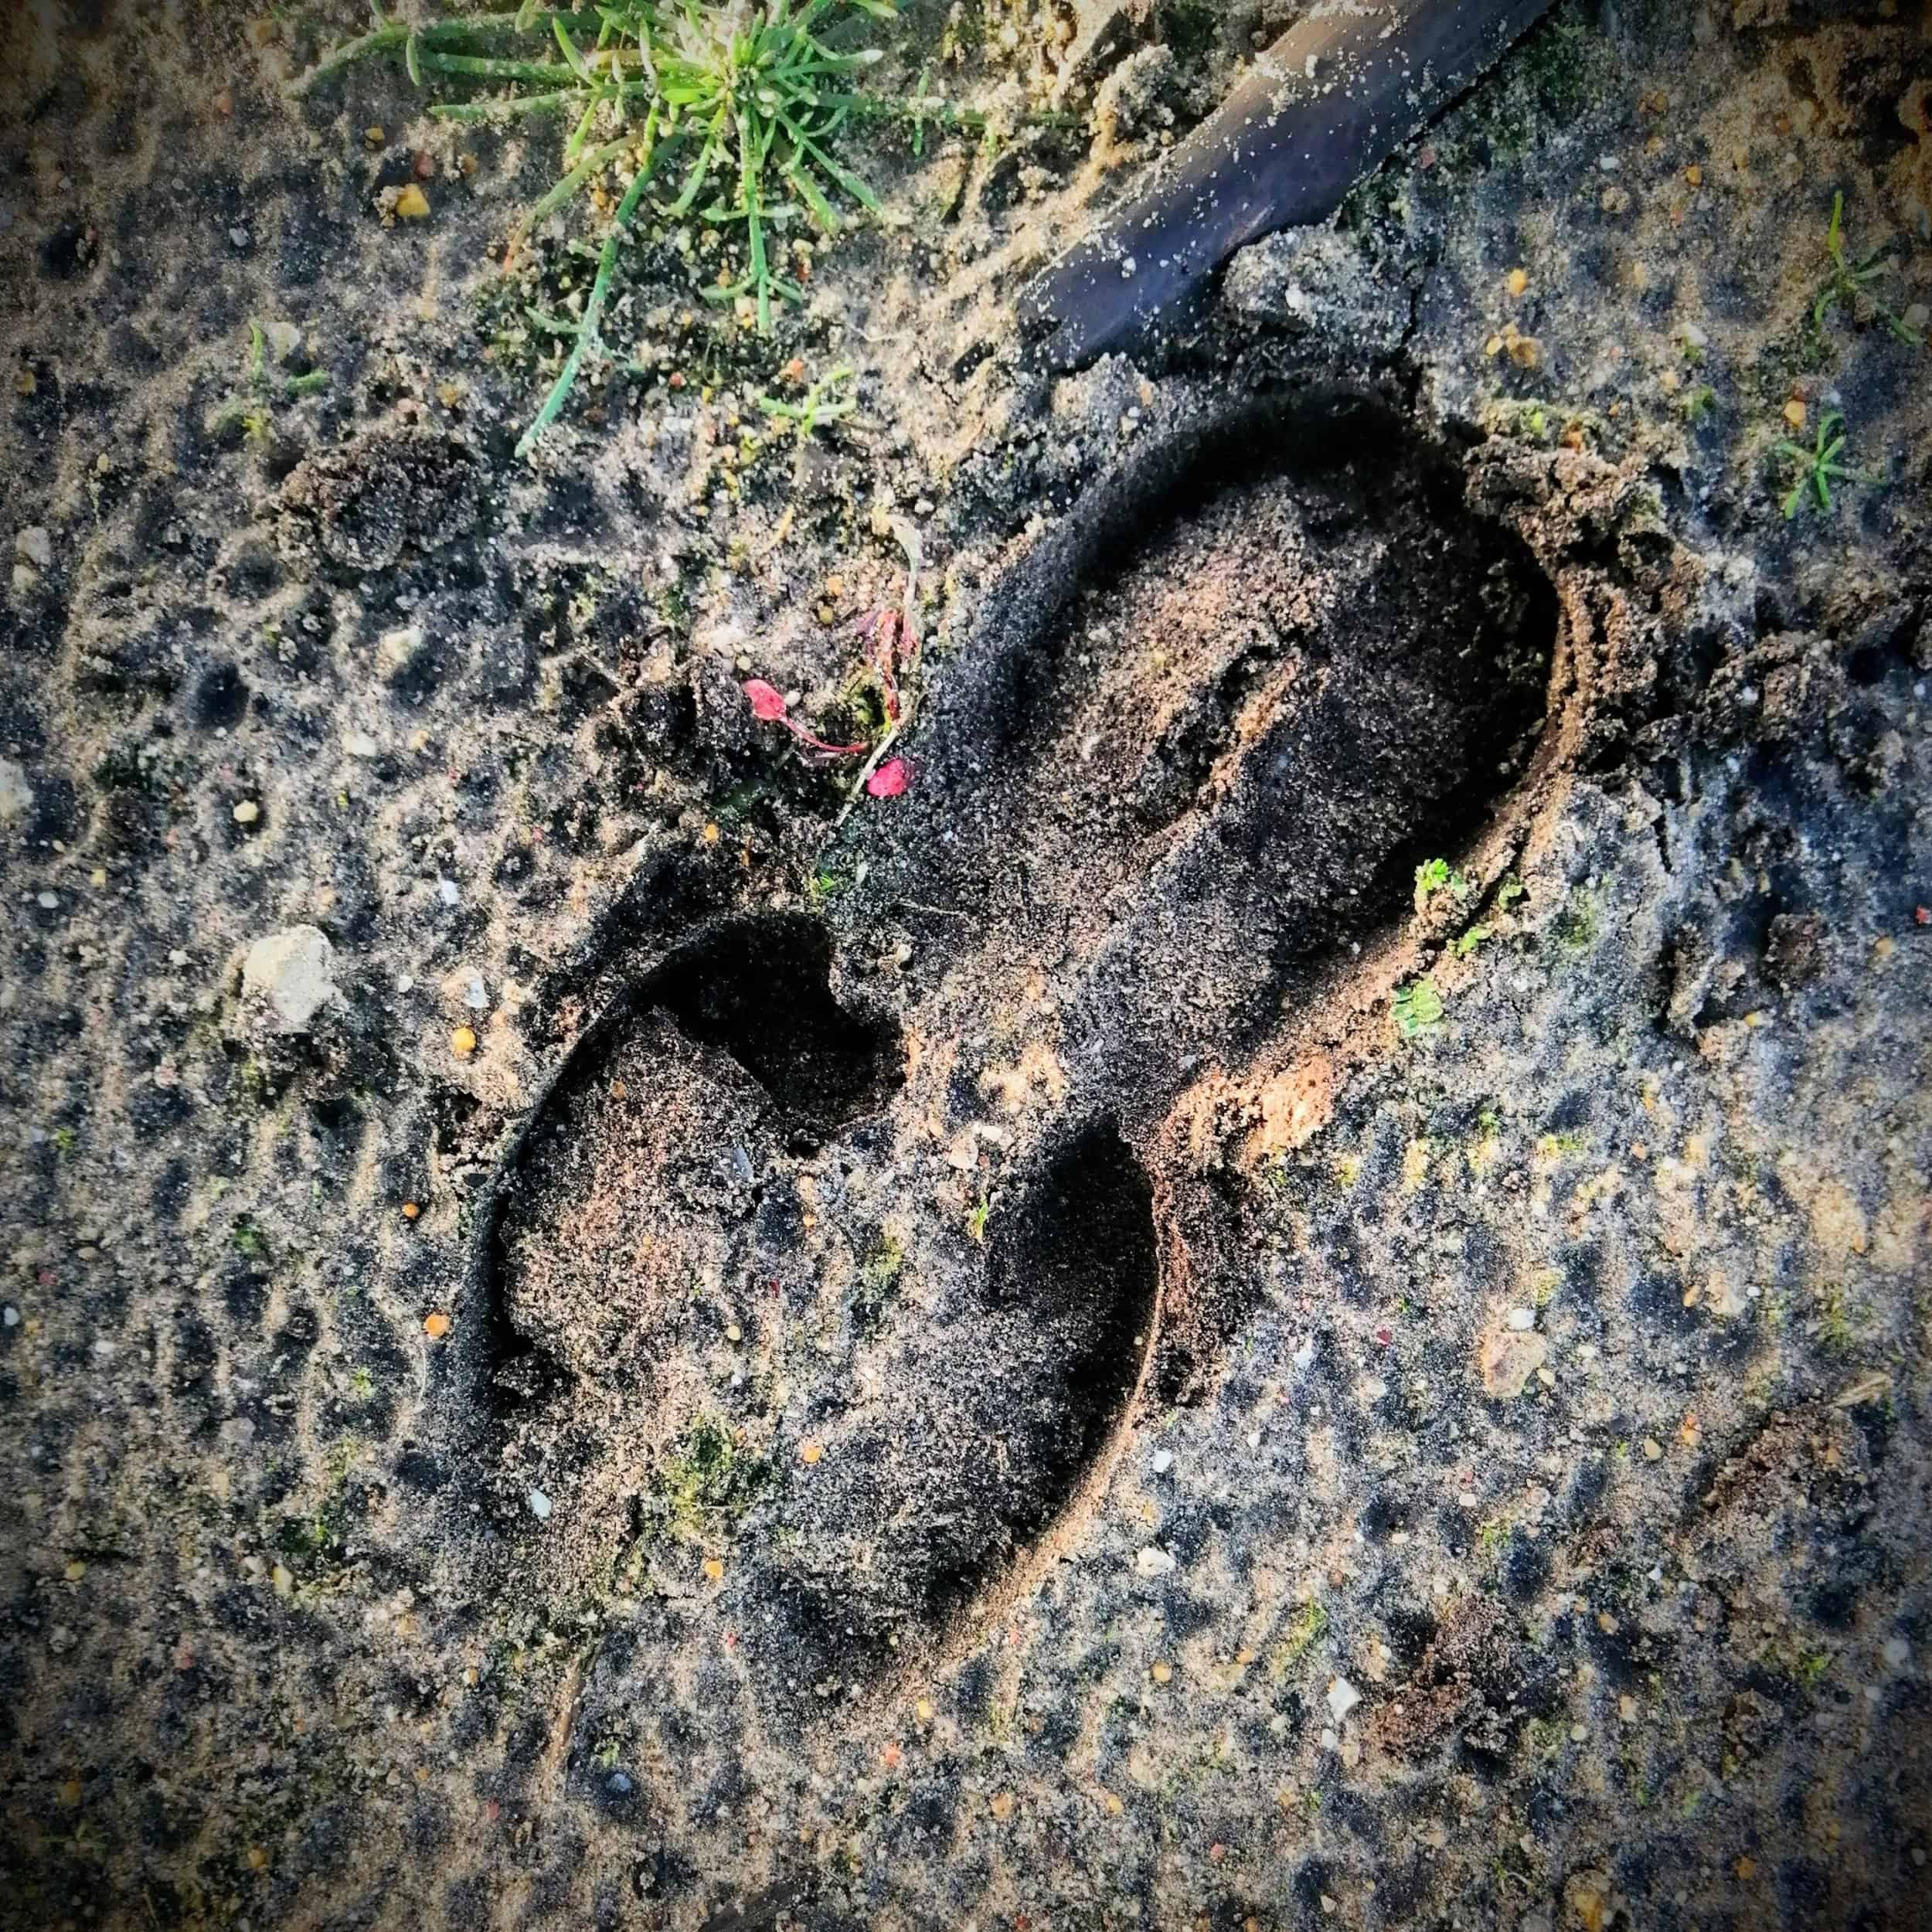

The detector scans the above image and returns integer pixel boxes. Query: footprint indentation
[460,390,1572,1723]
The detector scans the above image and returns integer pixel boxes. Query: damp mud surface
[4,5,1932,1932]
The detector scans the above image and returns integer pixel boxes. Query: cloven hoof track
[474,389,1563,1707]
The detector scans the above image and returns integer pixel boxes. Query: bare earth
[2,5,1930,1931]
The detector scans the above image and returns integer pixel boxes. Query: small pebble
[606,1770,633,1795]
[0,758,34,822]
[1505,1306,1535,1331]
[527,1488,552,1522]
[1151,1448,1174,1475]
[1325,1677,1361,1724]
[243,926,337,1033]
[1134,1546,1176,1578]
[233,800,260,825]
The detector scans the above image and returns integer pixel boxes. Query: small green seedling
[1393,977,1444,1040]
[1812,192,1924,347]
[1776,410,1870,519]
[1452,923,1493,959]
[967,1192,991,1241]
[209,319,330,442]
[1414,857,1473,911]
[758,364,855,438]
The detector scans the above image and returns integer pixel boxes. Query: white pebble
[1150,1448,1174,1475]
[1506,1306,1536,1331]
[437,878,460,906]
[242,925,338,1034]
[0,758,34,823]
[2,1305,19,1328]
[526,1488,553,1522]
[1325,1677,1361,1724]
[1134,1546,1175,1579]
[1883,1637,1910,1668]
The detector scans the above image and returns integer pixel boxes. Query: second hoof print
[476,388,1569,1722]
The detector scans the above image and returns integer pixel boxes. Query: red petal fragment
[866,757,910,798]
[743,679,789,722]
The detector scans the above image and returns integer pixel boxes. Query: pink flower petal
[866,757,910,799]
[743,679,789,722]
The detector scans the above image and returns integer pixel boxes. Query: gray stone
[241,925,338,1033]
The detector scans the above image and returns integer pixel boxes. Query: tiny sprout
[1776,410,1871,519]
[1813,192,1923,347]
[1393,978,1445,1041]
[740,679,863,757]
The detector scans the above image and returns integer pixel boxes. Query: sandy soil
[2,4,1930,1930]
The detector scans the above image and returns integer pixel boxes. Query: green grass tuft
[295,3,998,454]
